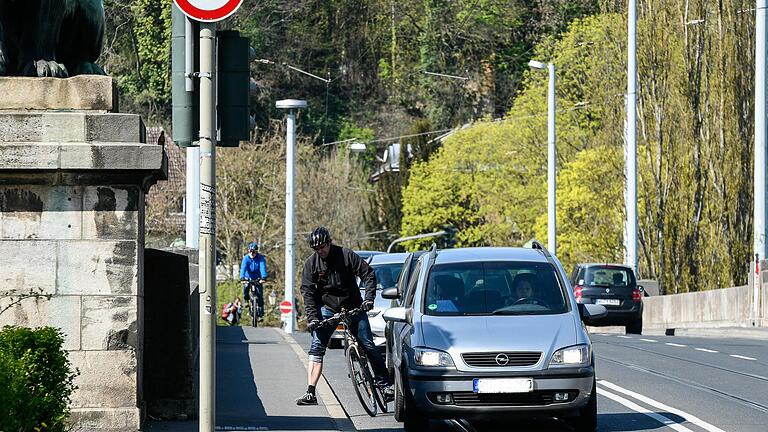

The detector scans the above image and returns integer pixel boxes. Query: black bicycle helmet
[308,226,332,248]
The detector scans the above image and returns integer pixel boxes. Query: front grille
[446,390,576,406]
[461,351,542,367]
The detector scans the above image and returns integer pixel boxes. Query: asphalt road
[292,331,768,432]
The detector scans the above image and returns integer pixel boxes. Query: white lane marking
[617,335,632,339]
[696,348,719,353]
[666,343,687,347]
[640,338,658,342]
[730,354,757,361]
[599,380,727,432]
[598,388,695,432]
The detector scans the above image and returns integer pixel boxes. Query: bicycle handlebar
[314,307,363,329]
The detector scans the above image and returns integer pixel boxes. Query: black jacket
[300,245,377,320]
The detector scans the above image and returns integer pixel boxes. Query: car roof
[355,250,384,257]
[432,247,548,265]
[368,252,409,265]
[577,263,633,270]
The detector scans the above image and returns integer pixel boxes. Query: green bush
[0,326,78,432]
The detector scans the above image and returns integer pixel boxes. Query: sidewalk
[144,326,350,431]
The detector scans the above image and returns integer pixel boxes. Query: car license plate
[596,298,620,306]
[473,378,533,394]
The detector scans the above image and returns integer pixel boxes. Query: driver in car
[513,273,536,301]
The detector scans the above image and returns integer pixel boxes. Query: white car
[361,253,409,349]
[328,252,407,349]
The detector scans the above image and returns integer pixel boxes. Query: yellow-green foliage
[402,6,756,293]
[401,14,624,253]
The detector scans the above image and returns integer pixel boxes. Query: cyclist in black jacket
[295,226,393,405]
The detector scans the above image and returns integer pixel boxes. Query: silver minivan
[383,245,606,431]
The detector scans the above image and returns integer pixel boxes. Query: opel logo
[495,353,510,366]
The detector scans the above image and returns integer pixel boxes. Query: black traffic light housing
[216,30,251,147]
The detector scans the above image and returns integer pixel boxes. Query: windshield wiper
[491,309,518,315]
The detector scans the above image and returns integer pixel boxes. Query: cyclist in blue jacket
[240,242,268,319]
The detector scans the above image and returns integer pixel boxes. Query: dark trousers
[243,282,264,317]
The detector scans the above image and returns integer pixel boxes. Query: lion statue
[0,0,106,77]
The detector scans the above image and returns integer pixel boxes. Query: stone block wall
[0,76,165,431]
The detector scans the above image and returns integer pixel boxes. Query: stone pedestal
[0,76,166,431]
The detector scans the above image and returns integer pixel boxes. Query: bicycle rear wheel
[346,345,377,416]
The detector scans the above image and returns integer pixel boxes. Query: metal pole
[285,110,296,333]
[198,22,216,432]
[626,0,638,275]
[754,0,767,321]
[185,17,194,92]
[186,146,200,248]
[547,63,556,255]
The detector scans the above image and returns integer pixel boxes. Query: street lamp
[276,99,307,333]
[529,60,557,255]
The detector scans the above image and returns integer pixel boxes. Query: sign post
[172,1,243,431]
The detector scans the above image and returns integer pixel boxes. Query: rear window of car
[359,263,405,308]
[423,261,568,316]
[578,266,635,287]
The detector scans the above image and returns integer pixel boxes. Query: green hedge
[0,326,78,432]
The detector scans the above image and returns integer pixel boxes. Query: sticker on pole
[279,301,293,315]
[173,0,243,22]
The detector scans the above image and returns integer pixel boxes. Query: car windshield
[579,266,634,288]
[423,261,568,316]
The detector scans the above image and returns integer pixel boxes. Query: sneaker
[381,384,395,401]
[295,392,318,405]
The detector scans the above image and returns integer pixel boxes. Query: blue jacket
[240,253,267,280]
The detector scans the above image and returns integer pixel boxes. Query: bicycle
[240,278,264,327]
[316,307,389,417]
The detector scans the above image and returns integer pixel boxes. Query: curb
[278,329,357,432]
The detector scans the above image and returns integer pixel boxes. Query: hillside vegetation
[115,1,756,293]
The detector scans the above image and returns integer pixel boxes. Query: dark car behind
[570,263,643,334]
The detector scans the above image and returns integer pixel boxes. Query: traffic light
[171,3,198,148]
[216,30,251,147]
[171,5,253,148]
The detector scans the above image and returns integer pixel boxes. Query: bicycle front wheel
[346,345,377,416]
[251,297,258,327]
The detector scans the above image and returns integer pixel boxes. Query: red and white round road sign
[173,0,244,22]
[279,301,293,315]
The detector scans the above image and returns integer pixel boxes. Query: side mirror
[382,287,399,300]
[578,303,608,323]
[383,307,409,324]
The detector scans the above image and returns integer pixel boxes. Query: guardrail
[643,259,767,329]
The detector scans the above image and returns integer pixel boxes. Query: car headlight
[413,347,455,368]
[549,344,590,367]
[367,310,380,317]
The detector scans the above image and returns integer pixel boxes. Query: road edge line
[278,328,357,432]
[598,388,695,432]
[599,380,726,432]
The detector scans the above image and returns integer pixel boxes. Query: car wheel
[565,378,598,432]
[393,371,405,422]
[402,375,429,431]
[626,316,643,335]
